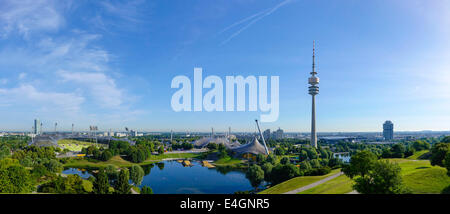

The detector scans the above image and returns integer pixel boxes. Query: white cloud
[18,73,26,79]
[100,0,145,23]
[34,34,110,73]
[58,70,124,108]
[220,0,293,45]
[0,30,132,112]
[0,0,144,128]
[0,84,85,113]
[0,0,66,38]
[92,0,148,32]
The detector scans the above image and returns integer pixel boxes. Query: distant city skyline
[1,0,450,132]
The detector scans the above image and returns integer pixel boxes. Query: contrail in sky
[220,0,293,45]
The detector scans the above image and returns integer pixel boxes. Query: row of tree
[81,140,166,163]
[92,165,153,194]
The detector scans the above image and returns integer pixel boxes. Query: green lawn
[298,174,353,194]
[64,152,205,169]
[213,156,243,165]
[58,139,107,152]
[260,158,449,194]
[406,150,430,160]
[64,155,139,168]
[258,169,341,194]
[146,152,202,161]
[387,158,450,194]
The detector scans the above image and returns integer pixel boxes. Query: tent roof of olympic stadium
[194,137,240,148]
[231,137,268,155]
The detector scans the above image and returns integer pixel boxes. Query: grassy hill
[64,155,137,168]
[64,152,203,169]
[387,158,449,194]
[258,169,341,194]
[260,156,449,194]
[298,174,353,194]
[406,150,430,160]
[213,156,243,166]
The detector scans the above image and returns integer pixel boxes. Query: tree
[206,143,218,150]
[129,147,147,163]
[309,159,321,168]
[280,157,290,165]
[412,140,430,151]
[39,174,87,194]
[114,168,131,194]
[318,147,331,159]
[105,165,118,182]
[404,147,415,158]
[261,162,273,179]
[274,147,286,155]
[353,160,407,194]
[269,163,299,184]
[442,185,450,194]
[298,150,308,162]
[94,170,110,194]
[0,165,34,193]
[130,165,145,186]
[391,144,406,158]
[256,154,266,163]
[299,161,312,171]
[445,152,450,176]
[31,164,48,178]
[45,159,63,173]
[381,147,393,158]
[441,136,450,143]
[342,150,377,178]
[266,154,276,165]
[246,164,264,189]
[101,150,113,161]
[217,144,228,159]
[158,146,165,154]
[0,145,10,160]
[328,157,343,168]
[181,142,194,150]
[305,148,318,159]
[430,143,450,167]
[141,186,153,194]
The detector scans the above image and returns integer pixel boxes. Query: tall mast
[255,119,269,155]
[312,40,316,76]
[308,41,320,148]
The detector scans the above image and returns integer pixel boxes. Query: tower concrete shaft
[311,95,317,148]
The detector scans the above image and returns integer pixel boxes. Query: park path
[283,172,344,194]
[131,188,139,194]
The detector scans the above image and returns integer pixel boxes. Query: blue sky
[0,0,449,132]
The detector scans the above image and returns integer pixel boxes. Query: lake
[63,160,260,194]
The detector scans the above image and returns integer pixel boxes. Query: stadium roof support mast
[255,119,270,155]
[308,41,320,149]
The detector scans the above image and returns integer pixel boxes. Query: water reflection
[63,160,258,194]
